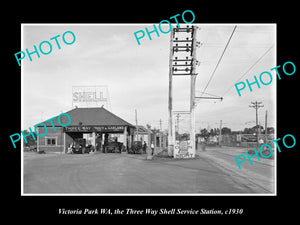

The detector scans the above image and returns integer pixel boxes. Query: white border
[21,24,24,195]
[21,23,277,196]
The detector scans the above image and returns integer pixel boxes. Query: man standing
[143,141,147,153]
[150,142,155,155]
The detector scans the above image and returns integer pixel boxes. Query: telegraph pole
[265,110,268,143]
[249,101,264,147]
[190,26,197,157]
[168,28,175,157]
[175,114,181,133]
[159,119,162,131]
[168,25,199,158]
[159,119,162,148]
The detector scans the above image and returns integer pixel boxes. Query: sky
[22,24,276,133]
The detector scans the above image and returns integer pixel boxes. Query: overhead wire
[221,44,274,97]
[194,26,275,131]
[195,91,222,98]
[200,25,237,97]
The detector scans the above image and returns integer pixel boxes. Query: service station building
[36,107,135,153]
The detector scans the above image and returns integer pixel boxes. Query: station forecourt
[36,106,138,154]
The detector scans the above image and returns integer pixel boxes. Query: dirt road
[23,148,275,194]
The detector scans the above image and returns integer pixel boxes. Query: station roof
[39,107,134,127]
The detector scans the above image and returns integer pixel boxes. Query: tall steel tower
[167,25,199,158]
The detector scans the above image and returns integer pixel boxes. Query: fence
[220,134,275,149]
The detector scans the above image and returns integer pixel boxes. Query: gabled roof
[136,125,152,134]
[39,107,134,127]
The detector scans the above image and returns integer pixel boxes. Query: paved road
[197,146,275,194]
[23,147,275,194]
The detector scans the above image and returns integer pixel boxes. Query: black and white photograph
[20,23,276,195]
[5,5,298,221]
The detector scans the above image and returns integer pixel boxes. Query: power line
[200,25,237,97]
[195,91,222,98]
[233,45,274,84]
[221,44,274,97]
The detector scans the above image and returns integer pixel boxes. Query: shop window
[46,137,56,146]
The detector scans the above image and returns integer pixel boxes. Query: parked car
[128,141,143,154]
[104,142,122,153]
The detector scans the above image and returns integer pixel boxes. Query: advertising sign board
[72,86,109,108]
[174,140,195,158]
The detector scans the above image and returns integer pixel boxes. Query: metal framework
[167,25,198,157]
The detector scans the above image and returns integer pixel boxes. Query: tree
[22,129,37,147]
[213,128,219,135]
[199,128,209,139]
[179,133,189,141]
[196,128,209,144]
[221,127,231,135]
[243,128,250,134]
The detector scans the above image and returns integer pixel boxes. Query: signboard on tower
[72,86,110,109]
[174,140,195,159]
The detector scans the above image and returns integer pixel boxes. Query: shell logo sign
[72,86,109,108]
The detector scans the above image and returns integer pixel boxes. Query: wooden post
[123,126,127,151]
[128,128,133,151]
[189,26,197,158]
[37,127,40,153]
[168,28,175,157]
[265,110,268,143]
[63,131,66,154]
[91,131,96,149]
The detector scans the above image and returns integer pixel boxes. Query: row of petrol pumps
[65,126,134,154]
[66,128,167,155]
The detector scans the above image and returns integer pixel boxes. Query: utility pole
[168,25,199,158]
[265,110,268,143]
[190,26,197,157]
[159,119,162,131]
[168,27,175,157]
[175,114,181,133]
[249,101,264,147]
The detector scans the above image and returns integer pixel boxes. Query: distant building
[134,125,152,145]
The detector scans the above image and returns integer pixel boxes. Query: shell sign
[72,86,109,108]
